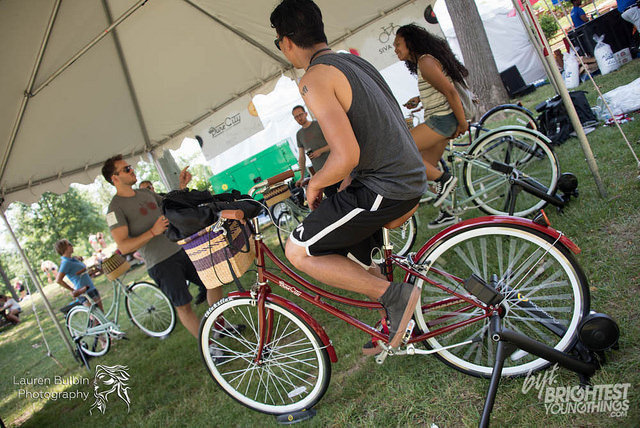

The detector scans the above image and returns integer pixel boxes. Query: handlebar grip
[266,170,295,186]
[219,210,245,220]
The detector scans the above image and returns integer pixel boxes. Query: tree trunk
[444,0,509,112]
[0,261,20,301]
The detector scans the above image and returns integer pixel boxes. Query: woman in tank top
[394,24,469,228]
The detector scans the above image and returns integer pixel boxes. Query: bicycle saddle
[384,204,418,229]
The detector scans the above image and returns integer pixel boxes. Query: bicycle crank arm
[398,337,482,356]
[510,177,565,207]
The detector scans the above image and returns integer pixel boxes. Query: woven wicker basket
[178,221,254,289]
[263,183,291,207]
[102,254,131,281]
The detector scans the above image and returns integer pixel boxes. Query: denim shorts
[423,112,458,137]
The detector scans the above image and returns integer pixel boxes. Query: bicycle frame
[238,216,496,364]
[70,277,133,338]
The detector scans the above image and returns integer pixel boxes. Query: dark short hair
[292,105,305,114]
[270,0,327,49]
[102,154,123,185]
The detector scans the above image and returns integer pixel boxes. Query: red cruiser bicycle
[198,170,612,422]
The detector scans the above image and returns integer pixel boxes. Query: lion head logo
[90,364,131,414]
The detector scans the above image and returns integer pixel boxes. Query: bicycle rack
[479,312,619,428]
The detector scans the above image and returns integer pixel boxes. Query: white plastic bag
[563,51,580,89]
[593,34,619,75]
[596,76,640,116]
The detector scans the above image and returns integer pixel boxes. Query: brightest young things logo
[522,364,630,418]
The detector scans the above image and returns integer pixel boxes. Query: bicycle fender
[412,215,580,264]
[228,291,338,363]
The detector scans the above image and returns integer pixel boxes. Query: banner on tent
[195,95,264,161]
[336,1,443,71]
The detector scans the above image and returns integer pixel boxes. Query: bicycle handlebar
[267,170,295,185]
[248,169,296,197]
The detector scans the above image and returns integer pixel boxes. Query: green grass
[2,60,640,427]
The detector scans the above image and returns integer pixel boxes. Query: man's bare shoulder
[299,64,336,96]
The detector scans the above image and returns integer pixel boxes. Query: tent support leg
[516,0,607,198]
[0,201,75,359]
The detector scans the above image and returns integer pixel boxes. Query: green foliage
[7,187,107,278]
[538,13,559,40]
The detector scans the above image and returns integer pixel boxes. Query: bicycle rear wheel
[125,281,176,338]
[474,104,538,138]
[66,306,110,357]
[388,215,418,256]
[463,127,559,217]
[200,296,331,415]
[410,223,589,378]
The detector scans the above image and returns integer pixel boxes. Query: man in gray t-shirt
[292,105,339,196]
[102,155,216,339]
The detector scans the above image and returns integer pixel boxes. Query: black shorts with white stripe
[289,180,420,267]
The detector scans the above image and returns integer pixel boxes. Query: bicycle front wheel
[464,127,559,217]
[474,104,538,139]
[66,306,110,357]
[125,281,176,338]
[200,297,331,415]
[388,215,418,256]
[411,223,589,378]
[276,210,304,252]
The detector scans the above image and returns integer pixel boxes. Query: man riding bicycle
[271,0,427,348]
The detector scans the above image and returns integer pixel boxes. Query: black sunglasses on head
[120,165,133,174]
[274,33,294,51]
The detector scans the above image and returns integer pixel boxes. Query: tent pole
[147,151,172,191]
[516,0,607,198]
[0,201,75,358]
[31,0,148,97]
[512,3,560,94]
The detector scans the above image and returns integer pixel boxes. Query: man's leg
[286,186,421,347]
[174,303,199,337]
[7,310,20,324]
[286,243,388,300]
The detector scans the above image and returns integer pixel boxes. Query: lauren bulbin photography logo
[522,364,631,418]
[89,364,131,415]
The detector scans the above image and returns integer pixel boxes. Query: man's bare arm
[110,214,168,254]
[299,65,359,207]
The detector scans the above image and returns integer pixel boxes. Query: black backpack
[161,189,262,241]
[536,91,598,146]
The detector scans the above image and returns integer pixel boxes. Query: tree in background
[8,188,107,281]
[444,0,509,111]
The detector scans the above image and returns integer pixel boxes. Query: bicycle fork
[254,287,274,365]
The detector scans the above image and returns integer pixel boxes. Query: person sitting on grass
[54,239,104,312]
[0,294,21,324]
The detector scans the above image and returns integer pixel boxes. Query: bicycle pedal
[375,346,390,365]
[402,320,415,345]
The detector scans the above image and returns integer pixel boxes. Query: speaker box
[499,65,536,98]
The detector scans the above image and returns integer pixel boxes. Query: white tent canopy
[1,0,437,205]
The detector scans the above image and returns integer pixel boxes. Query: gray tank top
[310,52,427,200]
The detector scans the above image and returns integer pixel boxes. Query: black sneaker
[433,173,457,207]
[378,282,420,348]
[427,210,459,229]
